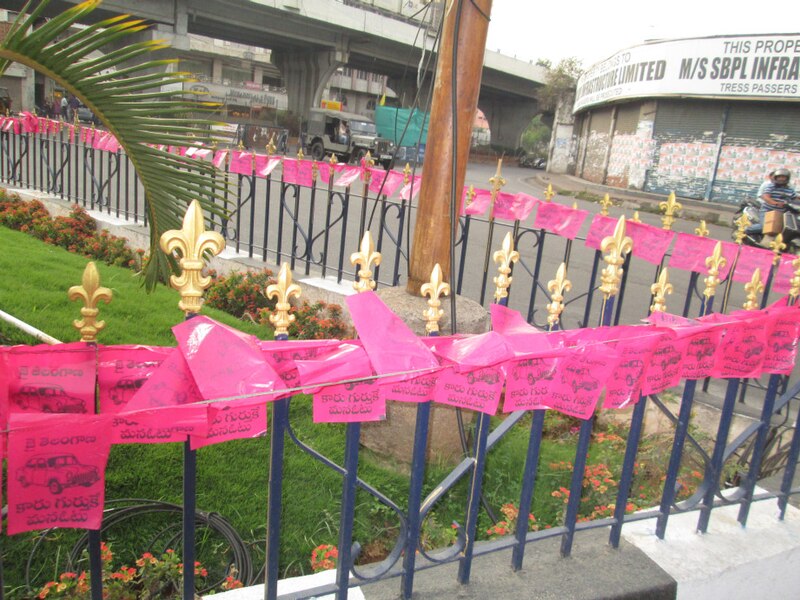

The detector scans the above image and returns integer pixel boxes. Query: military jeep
[306,108,394,169]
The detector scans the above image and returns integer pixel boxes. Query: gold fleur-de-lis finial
[599,216,633,299]
[266,262,302,337]
[631,211,641,223]
[160,200,226,314]
[403,162,412,185]
[350,231,382,293]
[237,140,245,151]
[572,201,578,210]
[770,233,786,265]
[703,241,727,299]
[68,262,112,342]
[266,133,276,155]
[695,220,710,237]
[421,263,450,334]
[311,160,320,182]
[659,191,682,230]
[489,159,506,197]
[464,184,476,208]
[296,147,305,161]
[599,193,613,216]
[743,269,764,311]
[546,263,571,328]
[650,268,674,313]
[493,232,520,302]
[734,213,750,244]
[364,151,375,168]
[544,183,555,202]
[790,255,800,300]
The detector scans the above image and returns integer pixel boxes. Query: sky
[485,0,797,69]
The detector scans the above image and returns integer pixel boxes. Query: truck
[306,108,395,168]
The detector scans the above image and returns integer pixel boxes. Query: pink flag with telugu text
[626,221,675,265]
[213,150,229,170]
[255,155,282,178]
[368,168,405,197]
[585,214,618,250]
[669,233,733,280]
[229,150,254,176]
[533,202,589,239]
[97,345,172,414]
[493,192,538,222]
[763,305,800,374]
[461,187,493,216]
[732,245,774,285]
[772,254,796,295]
[400,175,422,201]
[8,413,111,534]
[316,160,345,183]
[334,166,362,188]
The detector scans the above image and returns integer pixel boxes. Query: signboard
[321,99,343,110]
[186,82,286,110]
[574,34,800,113]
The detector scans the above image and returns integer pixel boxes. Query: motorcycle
[732,199,800,254]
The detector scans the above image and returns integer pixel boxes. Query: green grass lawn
[0,224,674,597]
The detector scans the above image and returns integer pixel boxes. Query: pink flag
[772,254,797,295]
[490,304,552,356]
[20,112,38,133]
[313,380,385,423]
[229,150,255,176]
[124,348,204,411]
[668,233,737,280]
[493,192,538,222]
[703,313,768,378]
[640,331,688,395]
[8,413,111,534]
[1,117,15,132]
[763,305,800,374]
[585,214,618,250]
[603,327,661,409]
[191,398,267,449]
[295,342,373,392]
[212,150,229,169]
[111,405,209,444]
[316,160,345,183]
[380,372,439,404]
[260,339,342,388]
[400,175,422,201]
[282,158,314,185]
[503,355,562,412]
[432,330,515,371]
[255,155,281,178]
[626,221,675,265]
[732,245,774,285]
[97,345,172,414]
[173,316,286,401]
[368,168,405,197]
[346,292,440,382]
[333,166,363,188]
[7,343,96,415]
[647,313,723,381]
[533,202,589,240]
[433,365,504,415]
[461,187,493,216]
[80,127,94,146]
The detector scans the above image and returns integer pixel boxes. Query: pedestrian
[60,95,68,118]
[68,95,80,122]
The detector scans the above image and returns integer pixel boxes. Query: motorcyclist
[746,168,797,237]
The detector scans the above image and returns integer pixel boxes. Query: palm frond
[0,0,232,289]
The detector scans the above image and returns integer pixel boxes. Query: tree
[0,0,226,289]
[537,57,583,113]
[520,114,550,157]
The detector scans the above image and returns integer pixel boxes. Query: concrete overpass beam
[480,97,539,150]
[273,47,349,123]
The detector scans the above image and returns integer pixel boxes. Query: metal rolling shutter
[654,100,722,136]
[725,102,800,140]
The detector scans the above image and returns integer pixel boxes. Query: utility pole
[405,0,493,295]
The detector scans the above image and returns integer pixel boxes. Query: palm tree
[0,0,228,288]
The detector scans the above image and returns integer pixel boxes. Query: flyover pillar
[272,47,349,124]
[480,96,539,150]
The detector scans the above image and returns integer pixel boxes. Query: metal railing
[1,128,800,600]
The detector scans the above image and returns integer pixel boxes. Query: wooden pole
[405,0,493,294]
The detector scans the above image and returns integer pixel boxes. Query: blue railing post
[265,371,289,600]
[335,423,361,599]
[696,378,740,533]
[182,315,198,600]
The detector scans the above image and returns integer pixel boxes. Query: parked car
[16,454,100,494]
[13,384,87,413]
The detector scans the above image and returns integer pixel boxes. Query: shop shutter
[614,103,641,135]
[654,100,722,136]
[725,102,800,140]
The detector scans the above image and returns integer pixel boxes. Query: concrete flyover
[6,0,547,146]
